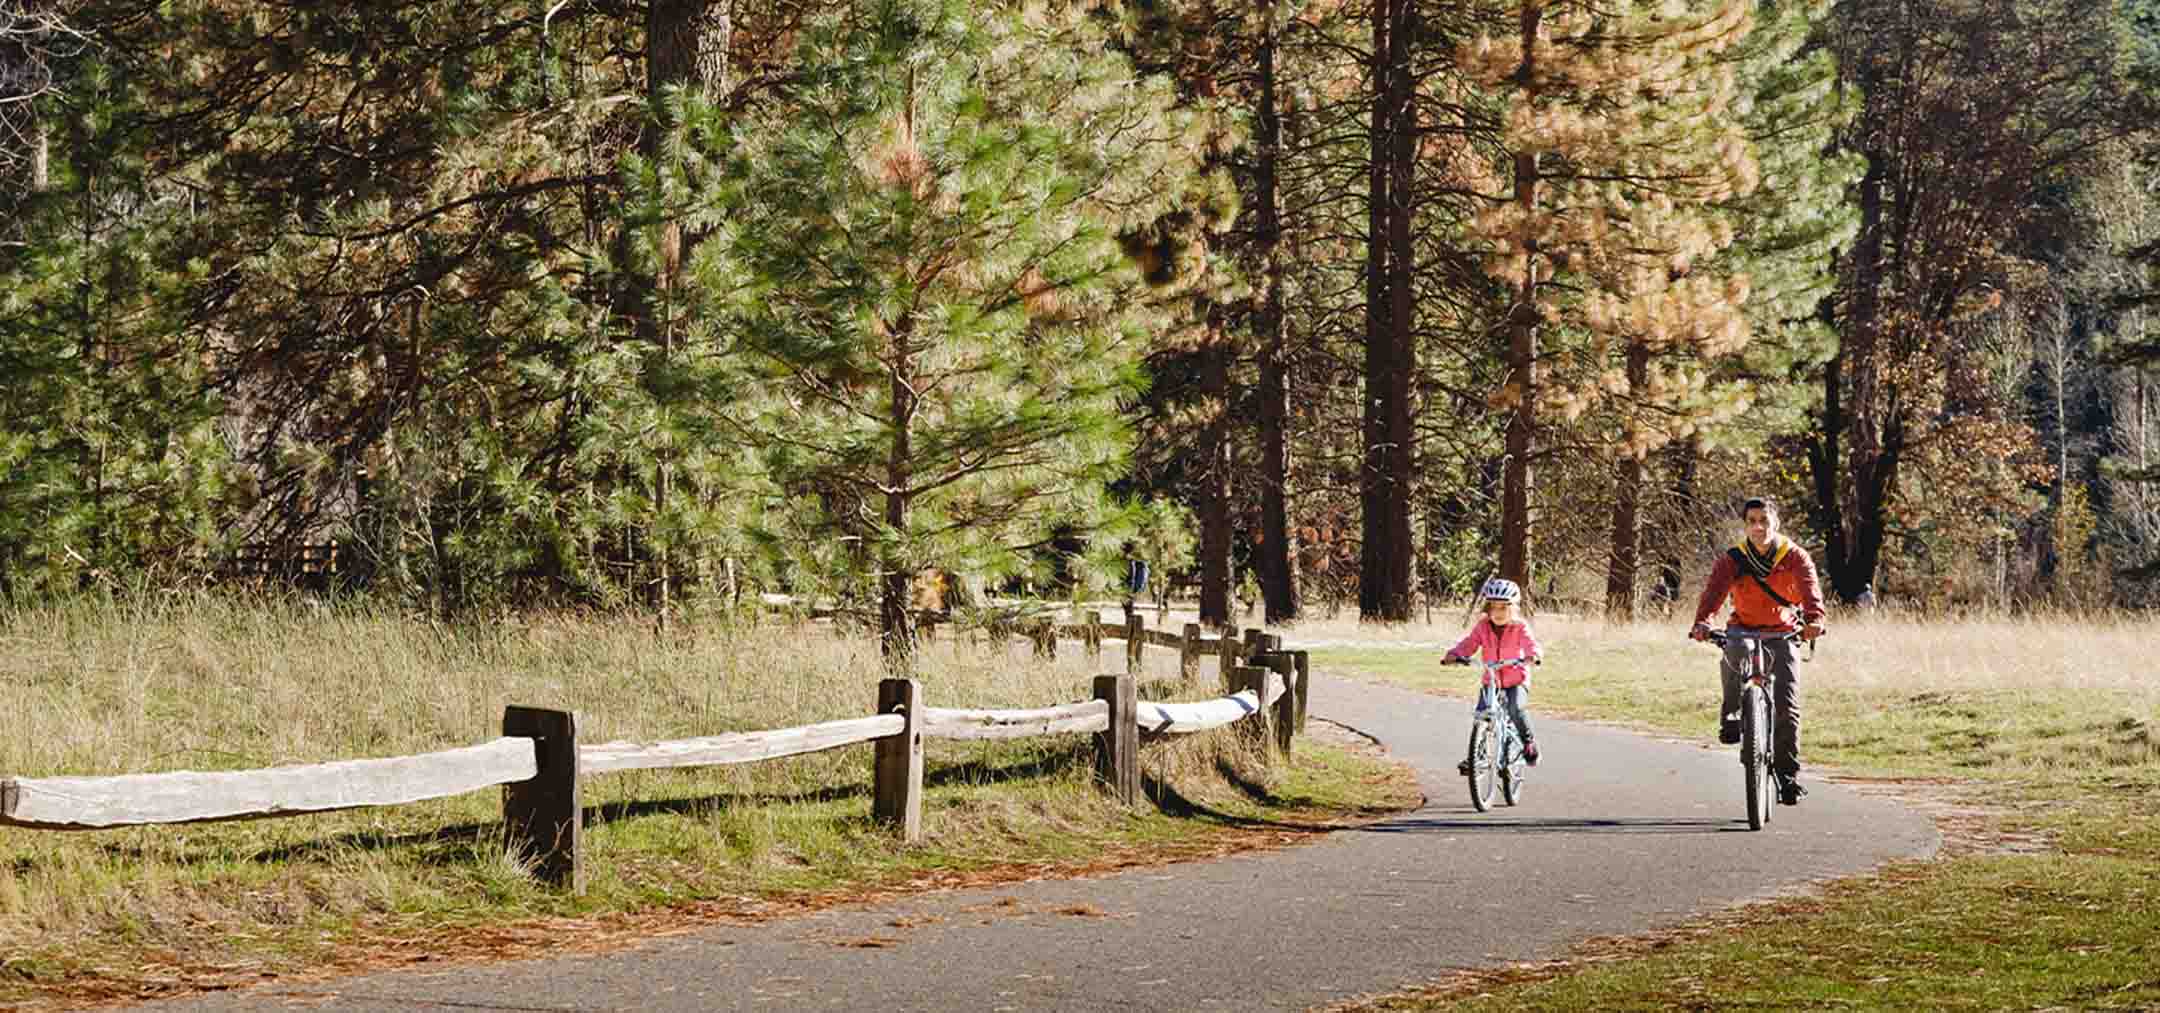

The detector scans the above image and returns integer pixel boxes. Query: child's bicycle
[1704,629,1807,830]
[1446,657,1530,812]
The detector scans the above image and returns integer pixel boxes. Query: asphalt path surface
[133,673,1938,1012]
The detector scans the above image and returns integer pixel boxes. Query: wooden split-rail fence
[0,618,1311,895]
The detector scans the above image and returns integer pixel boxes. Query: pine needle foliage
[684,0,1211,656]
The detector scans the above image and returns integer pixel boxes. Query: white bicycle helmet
[1481,577,1522,603]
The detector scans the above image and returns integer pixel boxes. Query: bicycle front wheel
[1467,717,1499,812]
[1741,683,1773,830]
[1500,731,1526,806]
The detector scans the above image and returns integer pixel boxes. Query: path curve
[132,675,1938,1012]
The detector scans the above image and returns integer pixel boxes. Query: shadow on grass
[1132,754,1361,835]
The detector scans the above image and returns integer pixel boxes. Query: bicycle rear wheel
[1741,683,1773,830]
[1467,717,1498,812]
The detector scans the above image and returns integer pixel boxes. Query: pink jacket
[1446,619,1541,688]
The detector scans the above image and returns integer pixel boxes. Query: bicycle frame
[1465,658,1529,811]
[1707,629,1800,830]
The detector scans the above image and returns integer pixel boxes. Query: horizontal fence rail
[920,701,1111,740]
[2,617,1314,893]
[0,738,538,831]
[581,714,906,775]
[1136,690,1261,735]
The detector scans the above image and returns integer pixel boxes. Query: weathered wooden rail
[2,626,1311,894]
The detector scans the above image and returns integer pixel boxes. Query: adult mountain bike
[1705,629,1803,830]
[1448,657,1529,812]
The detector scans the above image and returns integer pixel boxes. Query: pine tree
[1459,0,1762,598]
[0,52,225,594]
[696,0,1208,663]
[1613,0,1860,617]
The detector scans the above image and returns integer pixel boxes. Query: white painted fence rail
[1136,690,1261,734]
[1134,671,1288,735]
[920,701,1111,740]
[581,714,906,775]
[0,737,538,831]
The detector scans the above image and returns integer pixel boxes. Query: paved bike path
[136,675,1939,1011]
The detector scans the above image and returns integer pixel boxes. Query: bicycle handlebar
[1704,629,1799,647]
[1702,628,1817,661]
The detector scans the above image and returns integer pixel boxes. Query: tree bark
[1821,145,1889,604]
[1358,0,1391,621]
[1499,2,1545,593]
[1605,343,1652,620]
[881,328,917,669]
[1360,0,1416,622]
[1199,336,1234,627]
[1255,0,1299,625]
[31,113,48,192]
[1381,0,1417,621]
[1652,436,1699,612]
[649,0,732,97]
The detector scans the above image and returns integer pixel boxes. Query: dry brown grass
[0,594,1410,1009]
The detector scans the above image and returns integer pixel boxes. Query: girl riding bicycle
[1446,578,1543,772]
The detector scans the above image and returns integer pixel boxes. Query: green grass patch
[0,596,1417,1009]
[1312,613,2160,1011]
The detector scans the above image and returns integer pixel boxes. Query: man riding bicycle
[1689,497,1826,805]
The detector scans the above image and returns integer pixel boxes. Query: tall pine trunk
[1359,0,1390,621]
[1199,336,1234,626]
[1652,437,1699,612]
[1499,2,1545,593]
[1256,0,1299,625]
[881,324,918,668]
[1382,0,1417,620]
[1605,343,1651,619]
[1360,0,1416,622]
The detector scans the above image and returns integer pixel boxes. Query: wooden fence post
[1219,623,1241,690]
[1292,650,1311,732]
[502,706,582,893]
[1084,610,1103,660]
[1125,612,1145,675]
[1180,623,1203,680]
[1243,628,1266,660]
[1092,674,1138,805]
[1232,665,1271,762]
[874,678,923,841]
[1267,651,1296,759]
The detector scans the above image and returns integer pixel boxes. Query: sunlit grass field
[1303,608,2160,775]
[0,594,1415,1009]
[1299,607,2160,1012]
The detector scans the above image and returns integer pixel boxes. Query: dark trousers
[1720,633,1801,777]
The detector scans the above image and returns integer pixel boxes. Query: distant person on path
[1444,577,1544,771]
[1689,496,1826,805]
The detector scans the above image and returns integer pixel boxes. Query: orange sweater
[1692,537,1826,632]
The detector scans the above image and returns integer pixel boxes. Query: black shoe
[1777,776,1808,806]
[1718,719,1741,745]
[1457,759,1474,777]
